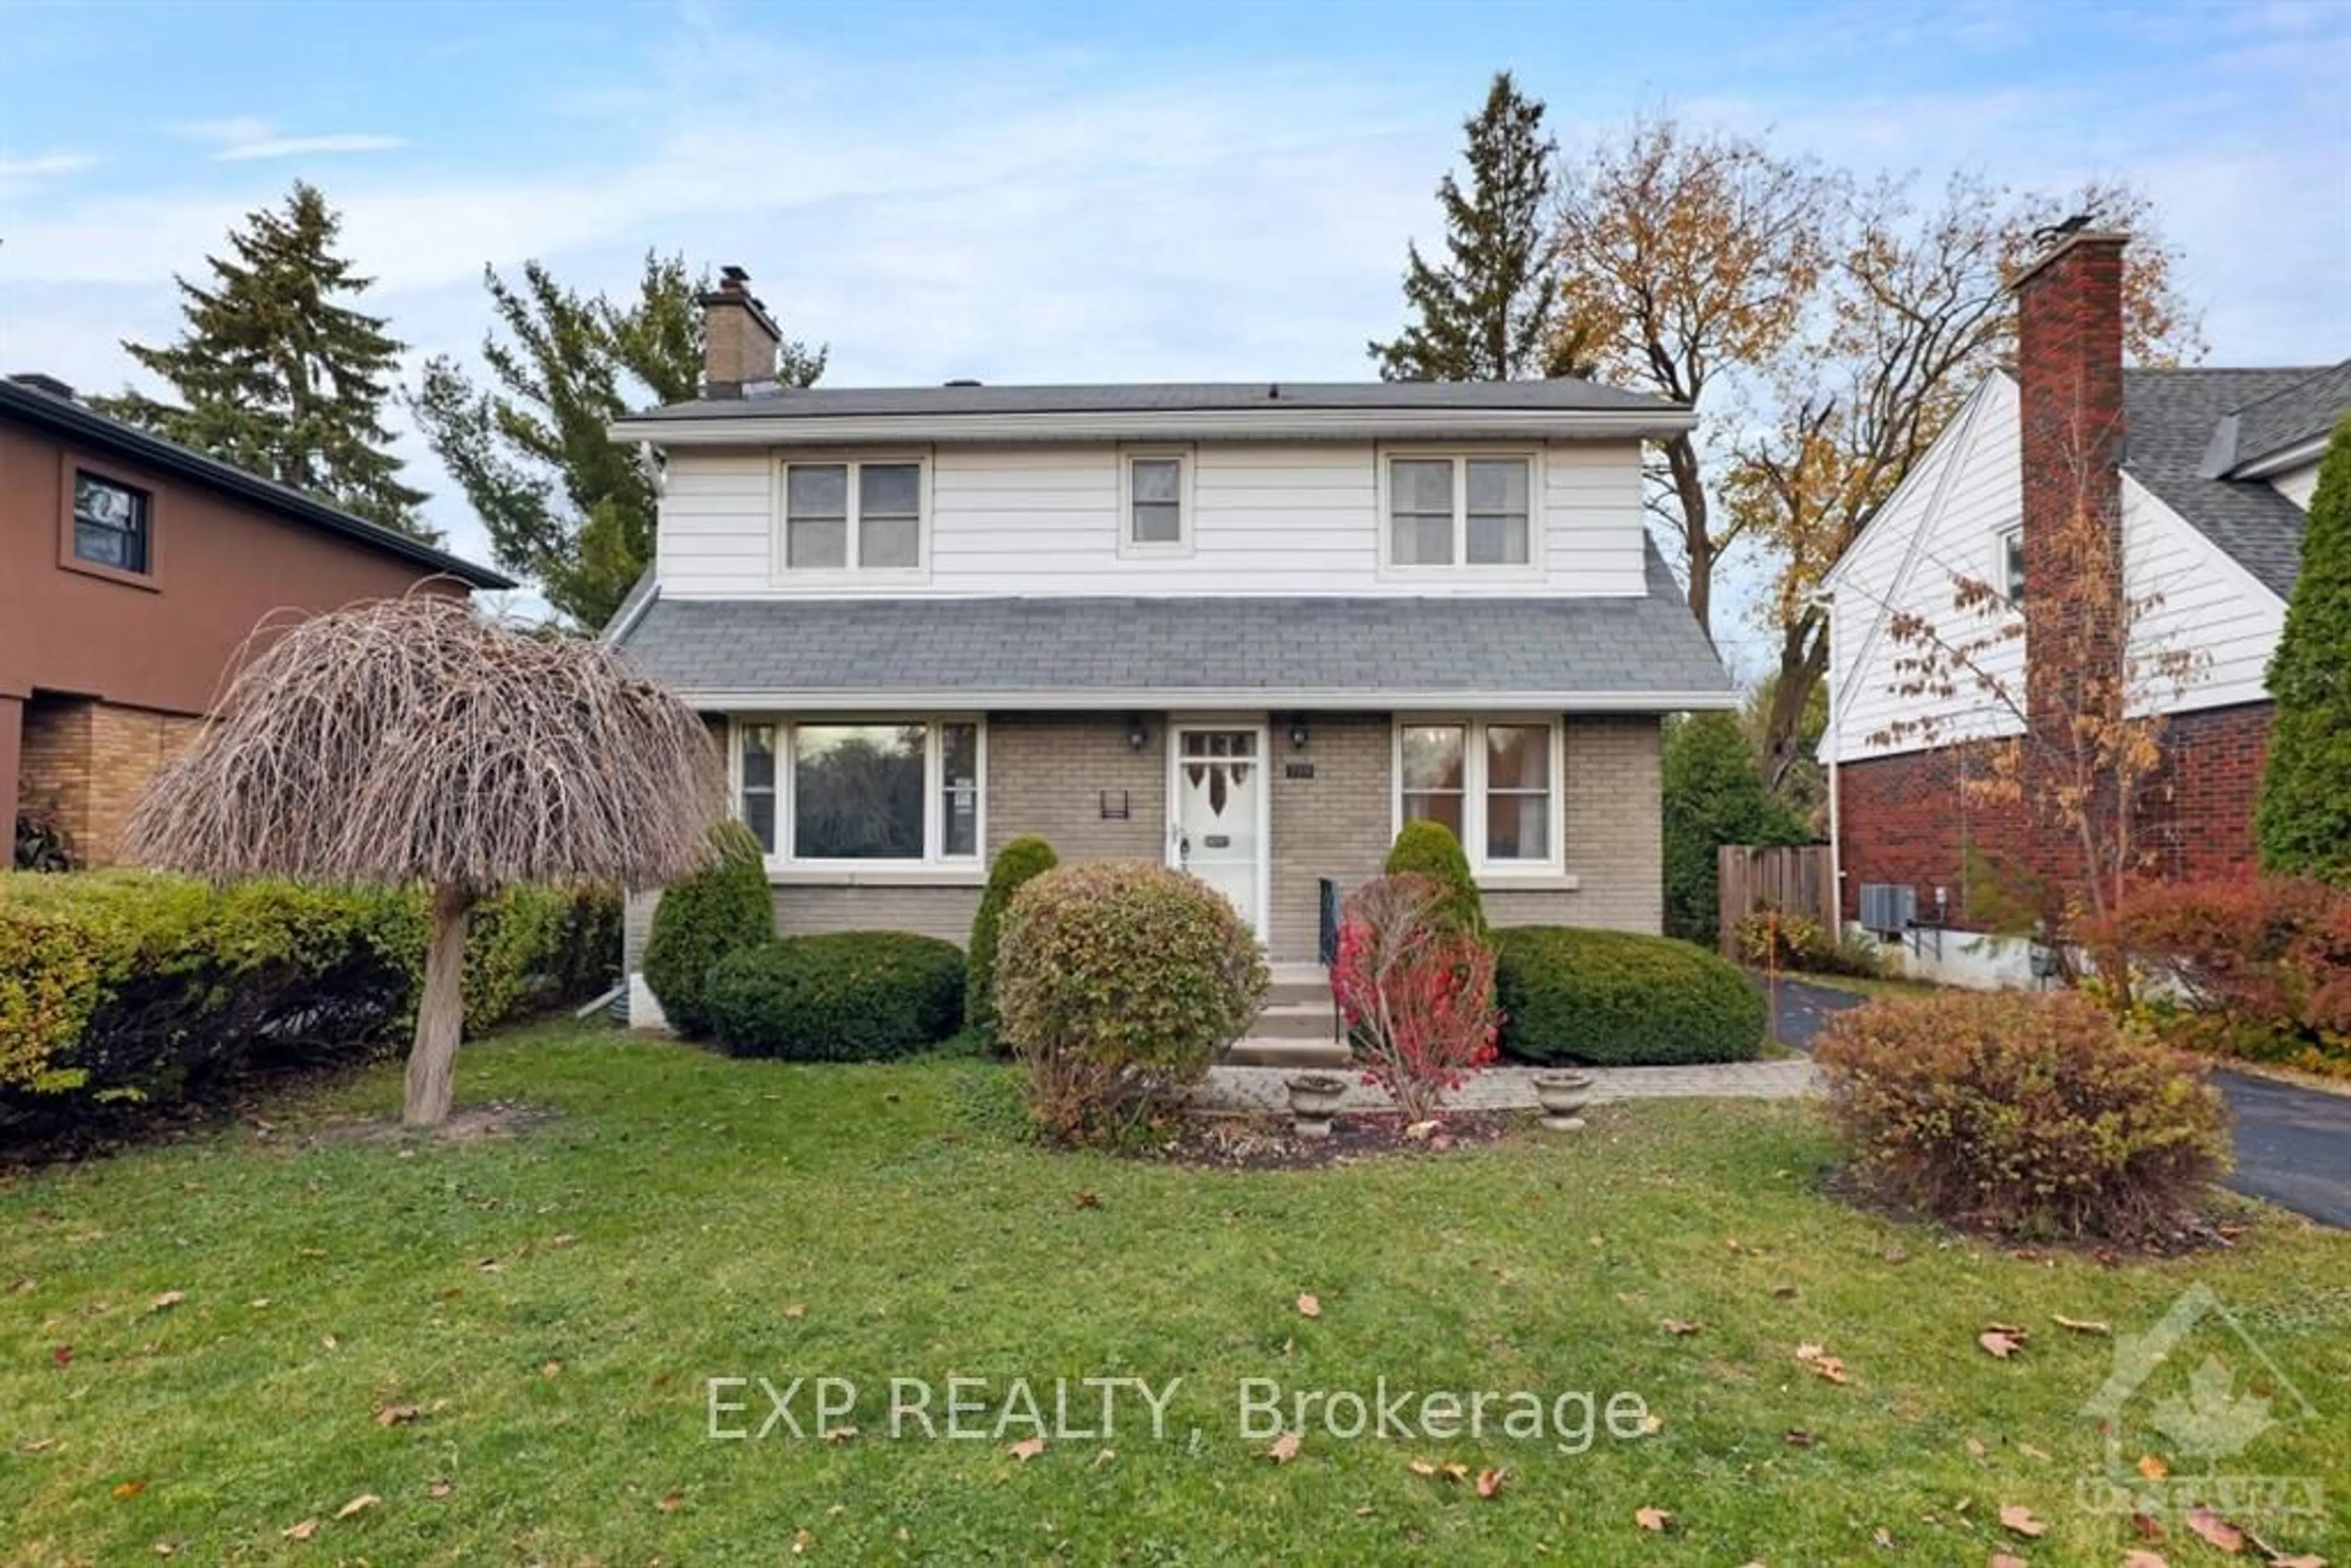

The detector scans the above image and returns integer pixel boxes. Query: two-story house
[607,271,1733,1026]
[1819,228,2348,986]
[2,373,511,867]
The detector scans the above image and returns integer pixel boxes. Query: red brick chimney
[699,265,782,398]
[2010,228,2130,748]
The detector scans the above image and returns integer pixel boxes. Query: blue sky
[2,0,2347,665]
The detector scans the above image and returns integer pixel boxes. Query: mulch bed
[1137,1109,1532,1171]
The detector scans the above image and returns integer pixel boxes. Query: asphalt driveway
[1761,976,2351,1230]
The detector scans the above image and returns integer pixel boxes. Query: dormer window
[782,457,925,576]
[1384,453,1535,569]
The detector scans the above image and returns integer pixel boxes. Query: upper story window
[1386,454,1534,569]
[783,459,924,574]
[1397,718,1561,874]
[736,717,981,867]
[1123,451,1194,555]
[72,471,152,575]
[1997,524,2025,604]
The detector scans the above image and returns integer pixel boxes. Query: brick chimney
[2011,229,2131,740]
[699,265,782,398]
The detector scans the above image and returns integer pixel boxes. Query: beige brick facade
[626,710,1667,985]
[17,696,202,866]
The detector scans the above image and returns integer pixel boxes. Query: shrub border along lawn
[1494,925,1767,1066]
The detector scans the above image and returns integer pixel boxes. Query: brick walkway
[1193,1059,1818,1116]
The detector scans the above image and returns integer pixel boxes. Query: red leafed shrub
[2091,876,2351,1075]
[1332,874,1502,1122]
[1813,991,2230,1242]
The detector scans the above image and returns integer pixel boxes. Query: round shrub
[1494,925,1766,1065]
[996,862,1269,1143]
[1813,991,2229,1242]
[642,822,771,1038]
[1384,820,1487,937]
[966,835,1059,1046]
[704,931,965,1062]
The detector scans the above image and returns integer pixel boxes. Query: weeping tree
[122,594,726,1126]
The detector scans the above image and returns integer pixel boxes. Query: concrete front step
[1250,999,1340,1041]
[1224,1036,1352,1069]
[1264,968,1330,1008]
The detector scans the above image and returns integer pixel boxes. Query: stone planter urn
[1533,1071,1594,1132]
[1285,1073,1350,1139]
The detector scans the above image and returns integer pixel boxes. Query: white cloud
[168,117,407,162]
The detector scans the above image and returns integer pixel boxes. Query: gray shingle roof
[2123,366,2340,599]
[614,540,1730,708]
[2223,361,2351,473]
[631,378,1682,422]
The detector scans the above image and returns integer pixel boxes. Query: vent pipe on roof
[9,372,77,400]
[943,378,982,387]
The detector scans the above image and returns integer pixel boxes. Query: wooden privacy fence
[1717,844,1836,959]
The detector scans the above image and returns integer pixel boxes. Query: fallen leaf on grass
[112,1480,148,1499]
[821,1426,857,1444]
[1635,1506,1671,1532]
[790,1528,814,1555]
[655,1491,684,1512]
[1794,1345,1850,1384]
[1990,1553,2029,1568]
[2184,1508,2245,1552]
[1660,1319,1700,1336]
[2137,1454,2169,1480]
[1783,1430,1817,1447]
[427,1481,453,1499]
[336,1494,379,1520]
[1637,1412,1665,1435]
[541,1360,563,1378]
[1006,1436,1044,1461]
[148,1291,185,1313]
[282,1519,318,1541]
[1873,1526,1895,1548]
[783,1302,806,1319]
[373,1404,422,1427]
[2053,1313,2110,1335]
[1264,1431,1300,1463]
[1475,1467,1507,1498]
[1979,1324,2030,1359]
[1073,1190,1101,1209]
[1965,1438,1988,1460]
[152,1543,175,1557]
[52,1344,72,1367]
[2121,1554,2169,1568]
[1296,1293,1321,1319]
[1998,1504,2047,1537]
[321,1335,338,1351]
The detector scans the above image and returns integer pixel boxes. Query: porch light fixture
[1288,715,1310,750]
[1125,715,1149,752]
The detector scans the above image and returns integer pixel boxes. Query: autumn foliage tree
[1332,874,1502,1122]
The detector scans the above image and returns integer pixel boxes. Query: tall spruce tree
[1369,71,1570,381]
[411,255,824,628]
[2255,419,2351,884]
[95,182,431,537]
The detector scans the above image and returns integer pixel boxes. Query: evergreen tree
[2256,419,2351,884]
[411,255,824,628]
[94,182,432,537]
[1662,711,1810,944]
[1369,71,1570,382]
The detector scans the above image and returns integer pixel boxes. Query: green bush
[966,835,1058,1046]
[1493,925,1766,1066]
[642,822,771,1038]
[1813,991,2230,1242]
[996,862,1268,1144]
[2257,419,2351,885]
[1734,908,1883,978]
[1662,712,1809,945]
[703,931,965,1062]
[0,872,617,1134]
[1384,820,1487,937]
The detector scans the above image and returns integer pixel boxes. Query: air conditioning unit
[1858,882,1916,938]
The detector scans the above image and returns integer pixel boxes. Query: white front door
[1169,726,1266,937]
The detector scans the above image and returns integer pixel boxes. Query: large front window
[1387,454,1533,568]
[1397,718,1560,872]
[783,459,924,574]
[738,718,980,865]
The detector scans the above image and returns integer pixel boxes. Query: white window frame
[1390,716,1568,882]
[731,715,985,881]
[1375,446,1545,580]
[1994,522,2026,606]
[773,452,933,585]
[1117,445,1194,558]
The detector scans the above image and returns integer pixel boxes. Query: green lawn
[6,1025,2346,1565]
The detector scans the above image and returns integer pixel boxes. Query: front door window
[1172,728,1261,932]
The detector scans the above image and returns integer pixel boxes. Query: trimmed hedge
[704,931,966,1062]
[0,872,619,1131]
[1384,820,1487,937]
[1494,925,1766,1065]
[966,835,1059,1046]
[642,822,771,1038]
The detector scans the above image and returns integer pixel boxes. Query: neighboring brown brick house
[606,269,1728,1029]
[1,375,511,866]
[1818,232,2347,986]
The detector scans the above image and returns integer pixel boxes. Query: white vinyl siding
[654,439,1647,599]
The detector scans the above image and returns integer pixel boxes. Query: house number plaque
[1204,834,1232,849]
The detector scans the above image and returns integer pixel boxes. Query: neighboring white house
[605,269,1733,1027]
[1818,227,2347,987]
